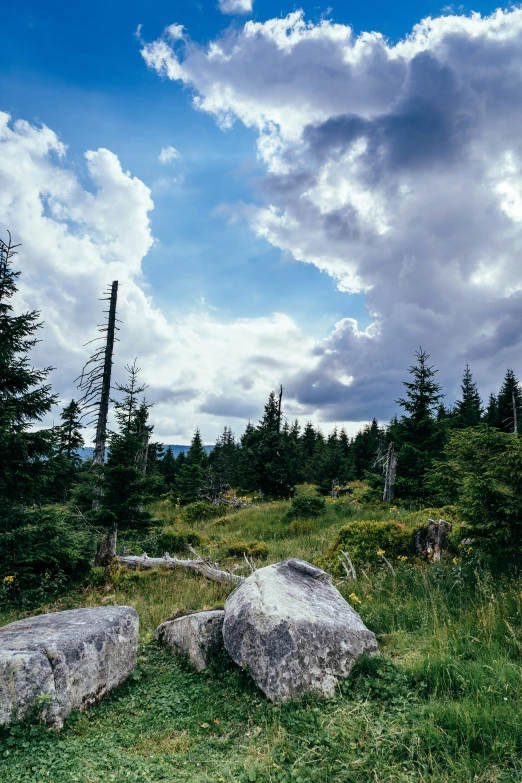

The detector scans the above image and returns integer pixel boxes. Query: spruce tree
[210,426,239,487]
[159,446,177,491]
[454,365,483,428]
[0,233,58,503]
[300,422,319,483]
[176,429,208,504]
[352,419,386,480]
[49,399,85,502]
[315,427,352,494]
[239,391,296,497]
[496,369,522,433]
[394,348,445,501]
[484,393,499,427]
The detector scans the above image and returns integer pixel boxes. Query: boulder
[223,558,378,702]
[0,606,138,728]
[155,610,225,671]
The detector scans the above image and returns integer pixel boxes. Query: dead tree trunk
[76,281,119,564]
[382,442,397,502]
[513,390,518,435]
[277,384,283,432]
[116,553,244,584]
[92,281,118,466]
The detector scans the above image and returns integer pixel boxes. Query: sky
[2,0,522,443]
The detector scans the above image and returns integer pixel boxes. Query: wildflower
[365,594,372,601]
[349,592,362,605]
[452,557,460,565]
[466,547,473,555]
[397,555,408,562]
[3,575,14,584]
[377,549,386,557]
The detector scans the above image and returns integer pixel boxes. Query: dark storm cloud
[144,9,522,421]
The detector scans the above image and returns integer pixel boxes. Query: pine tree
[210,426,239,487]
[0,233,58,503]
[352,419,385,480]
[79,363,159,563]
[454,365,483,428]
[49,399,85,502]
[496,369,522,433]
[159,447,177,491]
[176,429,208,505]
[315,427,353,494]
[300,422,319,483]
[484,393,499,427]
[394,348,445,501]
[238,391,296,497]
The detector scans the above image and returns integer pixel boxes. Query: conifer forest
[3,229,522,782]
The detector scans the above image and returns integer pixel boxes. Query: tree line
[3,232,522,603]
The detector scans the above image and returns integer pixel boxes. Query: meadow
[2,496,522,783]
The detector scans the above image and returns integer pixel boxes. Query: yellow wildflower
[377,549,386,557]
[452,557,460,565]
[349,592,362,605]
[3,575,14,583]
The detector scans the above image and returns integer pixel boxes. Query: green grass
[2,497,522,782]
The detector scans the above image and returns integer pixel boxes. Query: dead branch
[339,549,357,580]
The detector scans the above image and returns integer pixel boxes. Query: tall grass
[2,498,522,781]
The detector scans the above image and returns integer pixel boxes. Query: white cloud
[142,8,522,419]
[0,112,320,443]
[158,145,181,164]
[218,0,253,16]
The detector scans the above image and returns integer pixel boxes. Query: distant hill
[79,444,213,461]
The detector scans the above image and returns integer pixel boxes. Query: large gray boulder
[0,606,138,728]
[155,610,225,671]
[223,559,378,702]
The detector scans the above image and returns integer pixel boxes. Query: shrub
[181,501,225,524]
[226,540,269,559]
[0,504,96,607]
[154,527,202,555]
[87,566,107,587]
[287,485,326,519]
[318,519,417,576]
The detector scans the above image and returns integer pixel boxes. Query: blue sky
[2,0,522,441]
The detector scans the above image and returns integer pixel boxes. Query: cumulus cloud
[142,8,522,419]
[218,0,253,15]
[158,145,181,163]
[0,112,317,442]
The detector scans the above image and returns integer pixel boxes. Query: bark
[382,442,397,502]
[93,281,118,466]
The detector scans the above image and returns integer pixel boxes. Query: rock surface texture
[223,559,378,702]
[0,606,138,728]
[155,610,225,671]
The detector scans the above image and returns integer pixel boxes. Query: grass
[2,496,522,781]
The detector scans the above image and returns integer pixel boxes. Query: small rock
[0,606,138,728]
[155,610,225,671]
[222,558,378,702]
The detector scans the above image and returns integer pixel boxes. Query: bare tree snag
[383,442,397,502]
[277,384,284,432]
[77,281,119,468]
[116,553,244,585]
[513,390,518,435]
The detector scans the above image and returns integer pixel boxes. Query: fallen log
[115,552,244,585]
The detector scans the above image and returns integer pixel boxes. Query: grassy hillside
[2,497,522,782]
